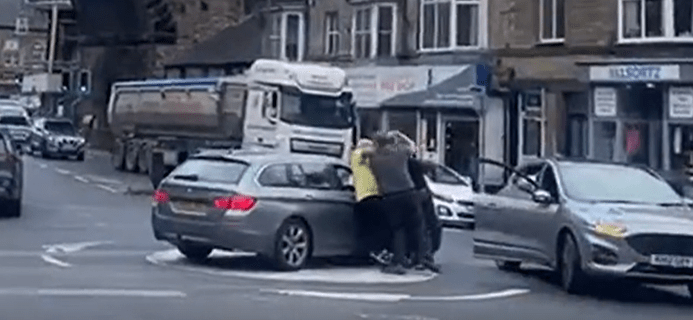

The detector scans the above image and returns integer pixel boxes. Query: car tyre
[559,233,587,294]
[177,243,212,262]
[495,260,521,271]
[4,199,21,218]
[76,152,85,162]
[273,218,311,271]
[687,283,693,300]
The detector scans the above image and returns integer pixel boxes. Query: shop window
[593,121,616,161]
[421,111,437,151]
[620,85,662,120]
[523,119,542,156]
[387,110,417,143]
[623,122,650,166]
[670,125,693,171]
[567,115,588,158]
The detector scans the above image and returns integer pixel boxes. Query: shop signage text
[589,65,680,82]
[594,87,617,117]
[669,87,693,118]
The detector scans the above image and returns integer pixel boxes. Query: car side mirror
[532,189,552,204]
[517,178,535,193]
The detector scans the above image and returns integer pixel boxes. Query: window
[621,0,693,41]
[539,165,559,200]
[15,17,28,35]
[300,163,340,190]
[335,166,353,188]
[268,12,304,61]
[513,163,544,187]
[170,158,249,184]
[353,4,397,59]
[540,0,565,41]
[427,164,469,186]
[325,11,340,55]
[420,0,483,50]
[258,164,292,187]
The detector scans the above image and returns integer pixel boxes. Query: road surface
[0,151,692,320]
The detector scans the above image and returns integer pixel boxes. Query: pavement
[1,150,693,319]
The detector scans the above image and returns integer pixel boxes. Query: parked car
[29,118,86,161]
[0,132,23,217]
[0,109,31,153]
[423,161,476,229]
[474,158,693,297]
[153,150,440,270]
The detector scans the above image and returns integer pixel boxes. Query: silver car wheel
[281,225,309,268]
[560,234,586,294]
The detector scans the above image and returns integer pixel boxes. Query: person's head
[356,138,374,149]
[372,131,394,148]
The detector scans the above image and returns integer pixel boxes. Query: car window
[426,164,469,186]
[300,163,340,190]
[170,158,248,184]
[45,121,76,135]
[335,165,353,187]
[513,164,544,186]
[257,164,292,187]
[539,165,559,200]
[0,115,29,126]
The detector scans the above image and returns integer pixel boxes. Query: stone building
[491,0,693,173]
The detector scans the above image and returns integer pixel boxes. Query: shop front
[583,63,693,171]
[344,64,505,186]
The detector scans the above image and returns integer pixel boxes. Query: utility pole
[47,3,58,74]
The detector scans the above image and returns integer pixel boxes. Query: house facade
[307,0,505,186]
[492,0,693,173]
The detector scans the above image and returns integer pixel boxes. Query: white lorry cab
[106,59,357,188]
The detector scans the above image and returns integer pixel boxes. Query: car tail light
[214,195,256,211]
[153,189,169,203]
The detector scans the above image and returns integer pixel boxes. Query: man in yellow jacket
[351,139,386,257]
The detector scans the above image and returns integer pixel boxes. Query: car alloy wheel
[274,219,311,271]
[560,233,586,294]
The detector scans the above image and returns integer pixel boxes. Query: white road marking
[147,249,435,284]
[74,176,89,183]
[38,164,48,169]
[42,241,114,254]
[0,250,150,258]
[262,288,530,302]
[40,255,72,268]
[95,184,120,194]
[87,175,123,185]
[55,168,72,175]
[0,288,186,298]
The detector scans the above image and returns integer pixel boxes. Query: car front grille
[629,263,693,276]
[626,234,693,256]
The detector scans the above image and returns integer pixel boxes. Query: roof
[166,15,267,67]
[192,150,347,166]
[113,75,247,89]
[0,0,48,28]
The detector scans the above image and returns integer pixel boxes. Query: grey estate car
[474,158,693,296]
[151,150,360,271]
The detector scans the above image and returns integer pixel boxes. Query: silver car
[474,158,693,296]
[151,150,358,271]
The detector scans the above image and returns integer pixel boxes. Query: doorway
[441,117,479,182]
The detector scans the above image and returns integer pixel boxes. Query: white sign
[669,87,693,118]
[590,65,680,82]
[21,73,62,93]
[594,87,617,117]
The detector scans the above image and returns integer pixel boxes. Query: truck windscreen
[280,88,354,129]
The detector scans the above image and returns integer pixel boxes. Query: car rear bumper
[151,207,275,255]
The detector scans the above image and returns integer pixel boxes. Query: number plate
[173,201,207,215]
[650,255,693,268]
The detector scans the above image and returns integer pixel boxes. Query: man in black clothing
[407,157,442,273]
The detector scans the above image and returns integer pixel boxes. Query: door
[474,162,545,261]
[513,163,562,264]
[441,117,479,183]
[291,162,355,256]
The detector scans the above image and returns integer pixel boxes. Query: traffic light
[61,71,71,92]
[146,0,177,44]
[78,70,91,93]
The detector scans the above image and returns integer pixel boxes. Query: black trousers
[417,190,441,257]
[380,190,421,266]
[354,195,388,254]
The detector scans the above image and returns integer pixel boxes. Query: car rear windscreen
[0,116,29,126]
[172,158,249,184]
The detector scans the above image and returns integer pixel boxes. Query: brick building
[492,0,693,173]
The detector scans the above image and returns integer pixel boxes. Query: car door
[474,162,545,261]
[293,162,356,256]
[516,163,562,264]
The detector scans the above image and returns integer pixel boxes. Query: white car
[424,163,476,229]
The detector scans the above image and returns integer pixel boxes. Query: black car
[30,118,86,161]
[0,109,32,152]
[0,133,23,217]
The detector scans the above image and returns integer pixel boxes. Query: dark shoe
[423,261,441,273]
[382,264,407,275]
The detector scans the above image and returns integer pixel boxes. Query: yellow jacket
[350,148,380,202]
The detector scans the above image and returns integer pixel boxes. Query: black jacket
[408,158,430,192]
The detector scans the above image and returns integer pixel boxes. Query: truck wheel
[125,142,139,172]
[112,141,125,170]
[137,144,151,174]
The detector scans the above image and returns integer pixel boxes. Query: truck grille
[626,234,693,256]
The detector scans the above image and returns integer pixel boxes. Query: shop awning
[380,65,481,111]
